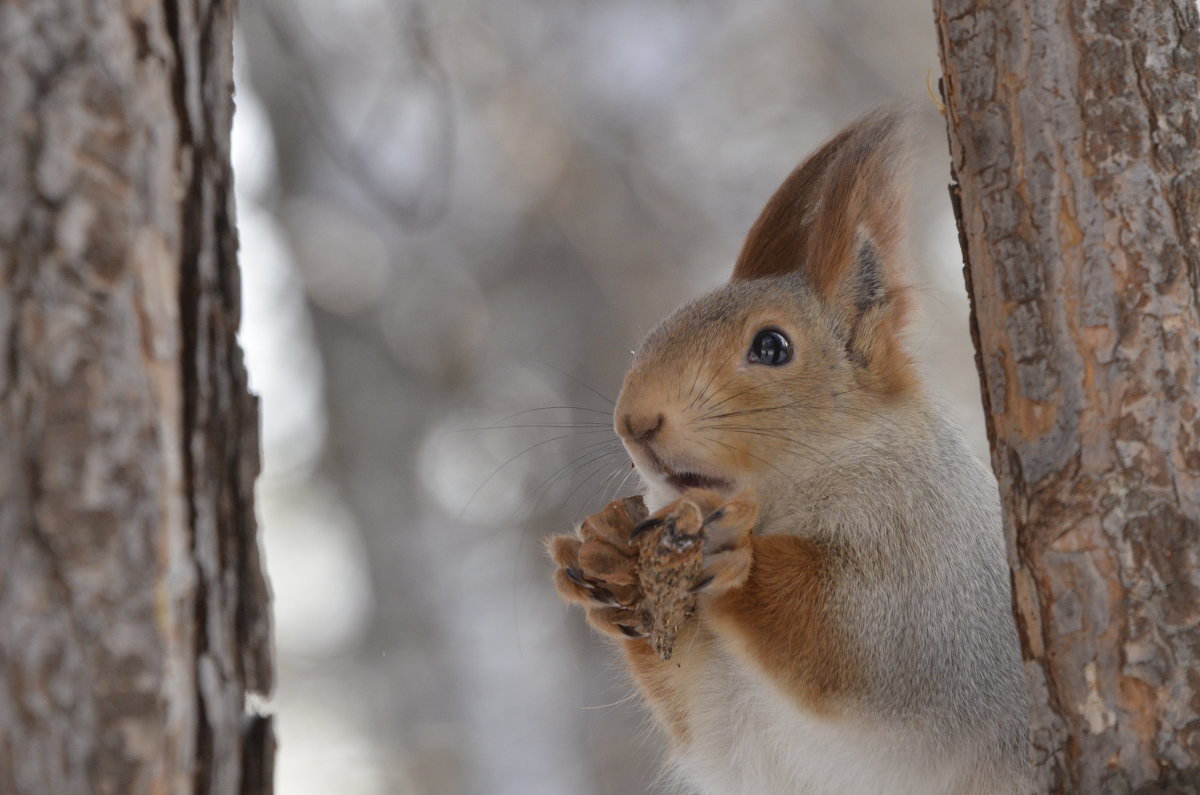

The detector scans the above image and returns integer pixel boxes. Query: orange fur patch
[707,534,859,714]
[620,624,707,747]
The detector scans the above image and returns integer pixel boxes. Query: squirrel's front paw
[653,489,759,598]
[548,495,649,639]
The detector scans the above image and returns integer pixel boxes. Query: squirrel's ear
[731,109,909,294]
[730,119,860,283]
[731,109,914,391]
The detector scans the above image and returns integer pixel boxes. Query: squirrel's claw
[629,516,665,541]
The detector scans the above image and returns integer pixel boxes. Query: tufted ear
[731,109,914,392]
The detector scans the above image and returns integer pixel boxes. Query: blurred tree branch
[258,0,454,228]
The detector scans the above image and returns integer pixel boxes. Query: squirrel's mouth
[642,448,732,493]
[664,471,730,492]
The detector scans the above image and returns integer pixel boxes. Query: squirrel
[548,109,1031,794]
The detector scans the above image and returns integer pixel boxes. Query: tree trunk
[934,0,1200,790]
[0,2,273,794]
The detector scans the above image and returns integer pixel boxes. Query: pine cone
[633,499,706,660]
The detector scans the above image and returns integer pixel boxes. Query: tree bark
[934,0,1200,790]
[0,2,273,794]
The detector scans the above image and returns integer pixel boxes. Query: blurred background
[231,1,988,793]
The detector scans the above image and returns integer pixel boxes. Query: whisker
[610,461,640,501]
[706,423,889,460]
[528,360,617,407]
[708,427,840,469]
[706,399,915,440]
[597,462,632,505]
[695,369,830,419]
[698,377,774,415]
[455,433,615,524]
[522,442,626,515]
[706,436,812,488]
[595,455,640,507]
[580,690,642,710]
[698,400,810,422]
[445,423,613,434]
[556,450,630,517]
[692,367,733,413]
[507,441,622,658]
[684,362,706,411]
[488,405,614,423]
[830,403,918,444]
[575,461,629,519]
[696,395,919,452]
[505,450,626,572]
[506,442,623,528]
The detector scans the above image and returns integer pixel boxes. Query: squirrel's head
[615,109,918,513]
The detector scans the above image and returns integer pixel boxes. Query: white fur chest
[666,641,962,795]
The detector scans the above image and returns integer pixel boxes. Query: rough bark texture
[934,0,1200,791]
[0,2,273,794]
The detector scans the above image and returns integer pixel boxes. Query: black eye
[748,328,792,366]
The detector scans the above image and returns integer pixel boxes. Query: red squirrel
[549,110,1030,793]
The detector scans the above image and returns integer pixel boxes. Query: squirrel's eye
[748,328,792,366]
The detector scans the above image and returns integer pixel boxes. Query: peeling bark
[0,2,272,794]
[934,0,1200,790]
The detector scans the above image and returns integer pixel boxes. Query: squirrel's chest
[663,643,955,795]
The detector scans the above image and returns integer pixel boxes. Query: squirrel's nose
[621,412,664,444]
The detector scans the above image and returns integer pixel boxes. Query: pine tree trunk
[0,2,273,793]
[934,0,1200,790]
